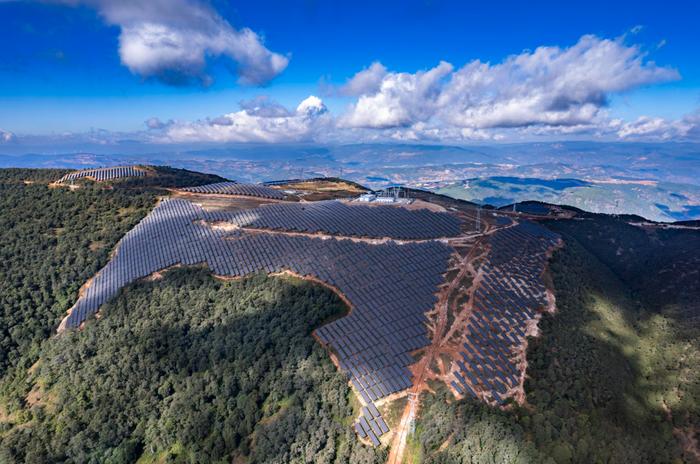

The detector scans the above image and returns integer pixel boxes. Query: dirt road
[386,223,497,464]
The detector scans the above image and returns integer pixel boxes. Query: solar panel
[352,400,389,445]
[205,200,462,240]
[62,198,454,410]
[451,221,560,406]
[57,166,145,183]
[181,181,285,200]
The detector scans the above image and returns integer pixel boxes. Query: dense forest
[0,167,223,379]
[0,171,154,380]
[413,222,699,463]
[0,269,385,463]
[547,213,700,315]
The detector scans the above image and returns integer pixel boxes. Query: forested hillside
[0,167,223,379]
[547,214,700,319]
[0,170,155,380]
[0,269,385,463]
[413,223,699,463]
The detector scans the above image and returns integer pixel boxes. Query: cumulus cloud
[239,96,291,118]
[384,123,502,142]
[339,62,388,96]
[4,25,694,144]
[296,95,328,117]
[157,95,329,143]
[0,130,16,143]
[340,61,453,128]
[441,35,679,129]
[341,35,679,133]
[682,112,700,139]
[614,111,700,140]
[54,0,288,85]
[145,117,169,129]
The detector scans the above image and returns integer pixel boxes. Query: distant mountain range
[2,141,699,221]
[432,177,700,222]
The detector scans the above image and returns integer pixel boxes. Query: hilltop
[0,167,697,464]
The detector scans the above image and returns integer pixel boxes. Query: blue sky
[1,0,699,146]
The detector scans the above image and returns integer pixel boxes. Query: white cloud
[158,95,329,143]
[296,95,328,117]
[0,130,16,143]
[341,35,679,133]
[340,61,453,128]
[339,62,388,96]
[145,117,168,129]
[55,0,288,85]
[682,111,700,139]
[239,96,292,117]
[629,25,644,35]
[614,112,699,140]
[442,35,679,129]
[3,24,695,144]
[385,123,502,142]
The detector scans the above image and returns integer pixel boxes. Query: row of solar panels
[205,200,462,240]
[57,166,145,183]
[181,181,285,199]
[62,198,454,413]
[451,222,560,405]
[353,401,389,446]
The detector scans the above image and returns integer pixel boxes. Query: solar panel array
[205,200,462,240]
[63,198,452,408]
[353,402,389,446]
[182,181,285,199]
[57,166,145,183]
[450,222,560,405]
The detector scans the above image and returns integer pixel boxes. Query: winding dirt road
[386,215,502,464]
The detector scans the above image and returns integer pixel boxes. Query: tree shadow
[522,236,698,463]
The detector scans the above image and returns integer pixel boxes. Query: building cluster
[356,186,412,204]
